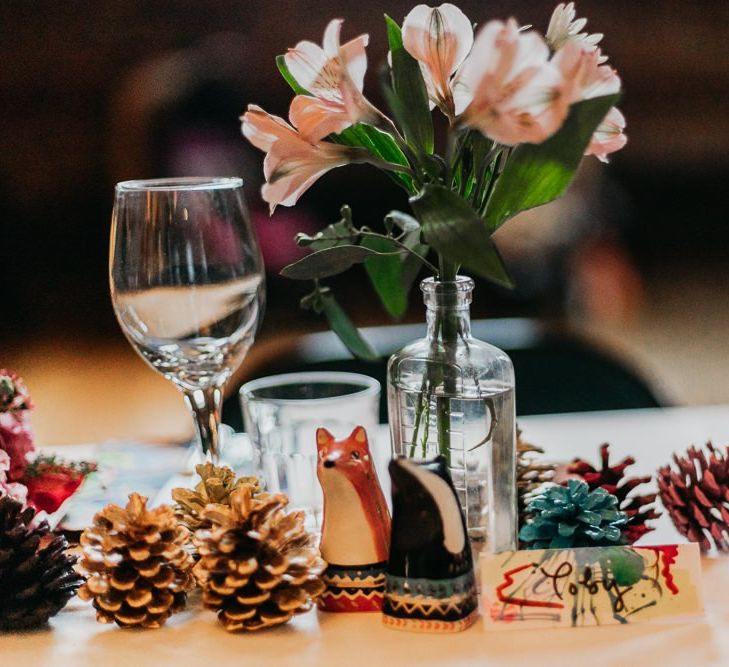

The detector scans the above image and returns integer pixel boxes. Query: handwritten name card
[480,544,703,630]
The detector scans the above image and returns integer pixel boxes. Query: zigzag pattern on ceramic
[318,562,387,612]
[382,608,479,633]
[383,571,478,623]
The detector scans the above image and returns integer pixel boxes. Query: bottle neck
[421,276,474,342]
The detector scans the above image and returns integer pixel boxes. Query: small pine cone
[193,486,326,632]
[520,479,629,549]
[0,495,84,630]
[516,428,556,527]
[172,463,261,532]
[77,493,195,628]
[568,443,662,544]
[657,443,729,553]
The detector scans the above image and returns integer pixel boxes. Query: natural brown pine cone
[569,443,661,544]
[77,493,195,628]
[0,495,83,630]
[517,428,556,527]
[172,463,260,532]
[657,443,729,552]
[193,485,326,632]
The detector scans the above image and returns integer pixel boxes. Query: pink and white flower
[546,2,604,55]
[401,3,474,117]
[455,19,569,145]
[585,106,627,162]
[285,19,378,143]
[242,105,358,213]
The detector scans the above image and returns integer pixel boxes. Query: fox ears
[316,425,368,450]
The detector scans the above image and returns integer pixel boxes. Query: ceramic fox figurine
[383,456,479,632]
[316,425,391,612]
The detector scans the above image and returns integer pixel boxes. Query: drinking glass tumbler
[240,372,380,527]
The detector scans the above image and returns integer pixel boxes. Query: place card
[480,544,703,630]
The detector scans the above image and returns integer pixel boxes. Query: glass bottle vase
[387,276,517,553]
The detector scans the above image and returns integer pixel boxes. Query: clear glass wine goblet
[110,177,264,463]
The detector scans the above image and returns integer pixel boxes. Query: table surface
[4,405,729,667]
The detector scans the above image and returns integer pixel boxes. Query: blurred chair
[223,319,663,430]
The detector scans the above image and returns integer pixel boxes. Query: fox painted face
[316,426,391,567]
[317,425,374,472]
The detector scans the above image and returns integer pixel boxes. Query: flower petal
[339,34,369,92]
[585,106,627,162]
[402,3,474,110]
[241,105,297,152]
[289,95,352,143]
[553,41,620,103]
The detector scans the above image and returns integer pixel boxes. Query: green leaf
[276,55,310,95]
[296,221,356,250]
[280,245,383,280]
[385,210,420,232]
[485,93,619,231]
[361,236,408,319]
[410,184,513,288]
[320,292,379,361]
[336,124,415,193]
[384,14,434,155]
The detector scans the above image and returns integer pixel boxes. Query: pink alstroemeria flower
[402,3,474,117]
[585,106,627,162]
[242,105,358,213]
[285,19,377,143]
[455,19,569,146]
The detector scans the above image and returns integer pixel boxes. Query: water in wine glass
[114,274,263,387]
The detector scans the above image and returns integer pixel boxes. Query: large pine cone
[0,495,83,630]
[193,485,326,632]
[657,443,729,552]
[77,493,195,628]
[568,443,661,544]
[172,463,260,532]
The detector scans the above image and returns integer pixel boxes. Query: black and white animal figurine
[383,456,479,632]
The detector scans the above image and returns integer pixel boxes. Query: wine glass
[110,177,265,462]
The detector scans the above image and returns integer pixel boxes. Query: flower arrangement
[242,2,625,357]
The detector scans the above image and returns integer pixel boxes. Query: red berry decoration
[567,443,661,544]
[657,443,729,553]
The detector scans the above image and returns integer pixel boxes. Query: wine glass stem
[182,385,224,463]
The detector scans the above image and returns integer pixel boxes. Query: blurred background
[0,0,727,446]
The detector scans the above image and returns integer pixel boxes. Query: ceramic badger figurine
[316,426,391,612]
[383,456,479,632]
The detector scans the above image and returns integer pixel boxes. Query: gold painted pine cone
[193,485,326,632]
[172,463,260,532]
[77,493,195,628]
[516,427,556,527]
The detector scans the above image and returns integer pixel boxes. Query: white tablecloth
[4,406,729,667]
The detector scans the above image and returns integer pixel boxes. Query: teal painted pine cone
[519,480,629,549]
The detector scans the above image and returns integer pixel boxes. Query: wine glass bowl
[110,177,264,461]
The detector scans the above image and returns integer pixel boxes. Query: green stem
[436,256,459,463]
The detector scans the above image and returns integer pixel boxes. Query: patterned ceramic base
[382,608,480,633]
[382,572,479,632]
[318,563,386,612]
